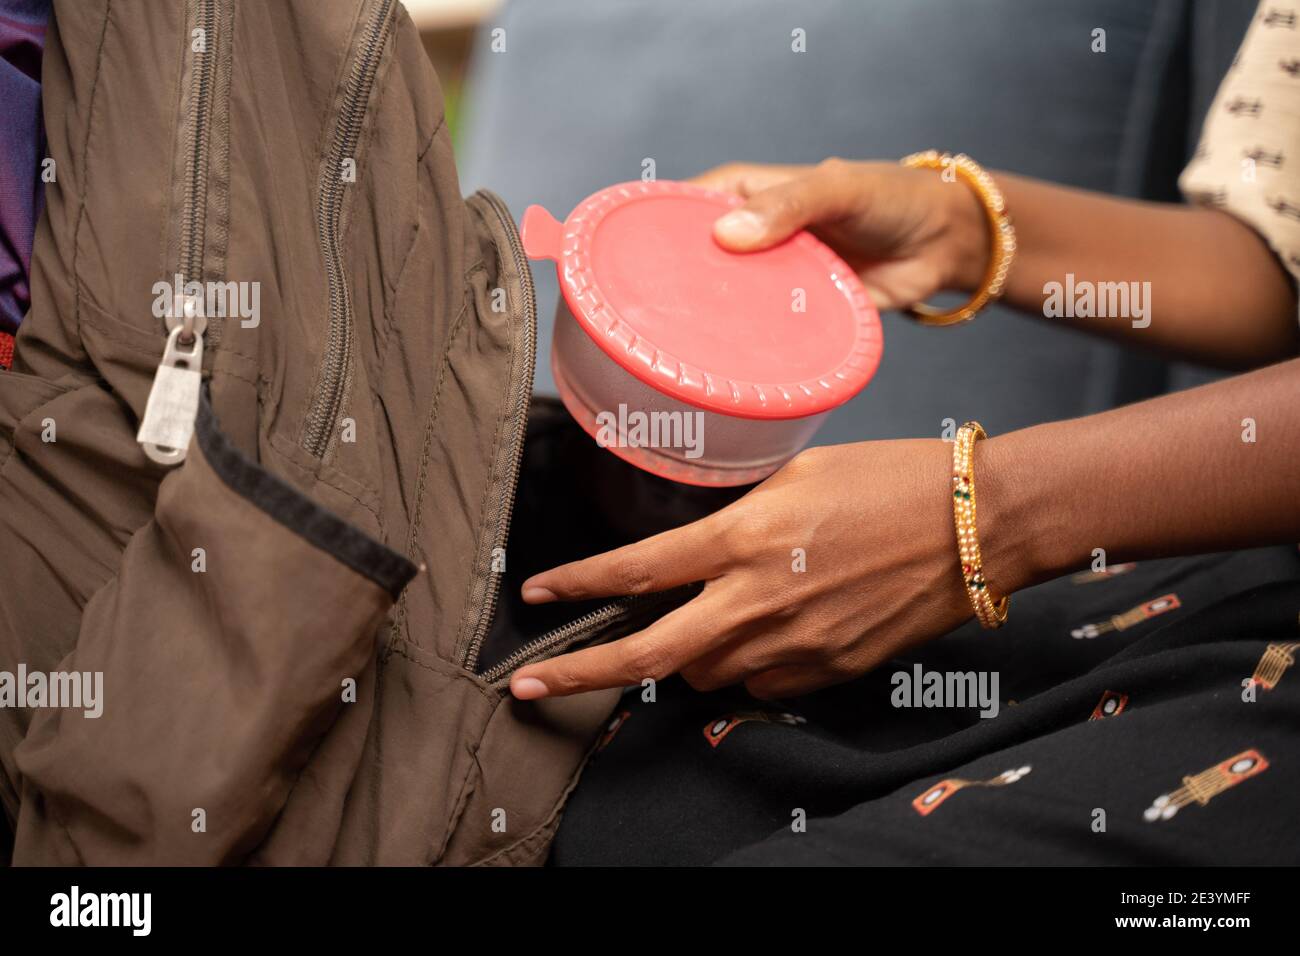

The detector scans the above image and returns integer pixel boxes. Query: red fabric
[0,330,13,369]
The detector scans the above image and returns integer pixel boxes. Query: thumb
[712,166,853,252]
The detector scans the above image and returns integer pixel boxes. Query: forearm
[951,173,1299,368]
[977,357,1300,595]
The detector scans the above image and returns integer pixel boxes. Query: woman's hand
[696,158,1299,367]
[692,159,989,310]
[509,440,980,702]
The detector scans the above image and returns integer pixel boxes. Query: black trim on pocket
[195,388,417,599]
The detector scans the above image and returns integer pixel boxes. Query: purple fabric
[0,0,50,333]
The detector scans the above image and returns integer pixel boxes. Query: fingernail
[714,210,766,245]
[512,676,549,700]
[522,585,557,603]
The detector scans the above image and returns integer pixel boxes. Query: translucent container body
[551,298,828,487]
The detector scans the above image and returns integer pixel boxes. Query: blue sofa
[459,0,1255,444]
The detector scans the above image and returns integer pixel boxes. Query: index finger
[520,511,730,604]
[510,588,728,699]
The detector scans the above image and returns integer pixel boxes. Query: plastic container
[521,180,882,486]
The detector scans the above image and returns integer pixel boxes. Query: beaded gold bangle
[951,422,1009,629]
[900,150,1016,326]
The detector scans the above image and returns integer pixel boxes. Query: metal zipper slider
[137,295,207,466]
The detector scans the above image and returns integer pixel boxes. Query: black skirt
[551,546,1300,865]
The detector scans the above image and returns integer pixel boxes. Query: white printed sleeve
[1179,2,1300,319]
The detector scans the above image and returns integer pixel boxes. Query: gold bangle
[951,422,1009,629]
[900,150,1016,326]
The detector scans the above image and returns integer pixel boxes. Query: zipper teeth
[478,586,696,684]
[302,0,396,456]
[477,596,641,685]
[179,0,217,286]
[463,190,538,671]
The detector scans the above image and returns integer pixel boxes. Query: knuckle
[627,639,673,682]
[542,663,579,694]
[754,587,797,622]
[733,504,784,555]
[778,453,809,482]
[766,191,806,225]
[784,446,824,476]
[832,649,872,681]
[613,556,656,595]
[681,666,720,692]
[828,660,859,684]
[737,582,780,620]
[710,507,750,564]
[816,156,855,186]
[549,566,589,598]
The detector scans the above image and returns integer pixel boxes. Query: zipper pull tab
[137,297,206,466]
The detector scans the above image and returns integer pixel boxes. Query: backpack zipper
[300,0,396,458]
[137,0,219,466]
[179,0,217,288]
[460,190,537,672]
[477,591,681,685]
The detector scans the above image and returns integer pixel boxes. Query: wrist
[972,426,1082,596]
[940,172,994,293]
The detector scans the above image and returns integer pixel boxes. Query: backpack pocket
[10,389,417,864]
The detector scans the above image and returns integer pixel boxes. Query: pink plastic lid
[521,180,882,420]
